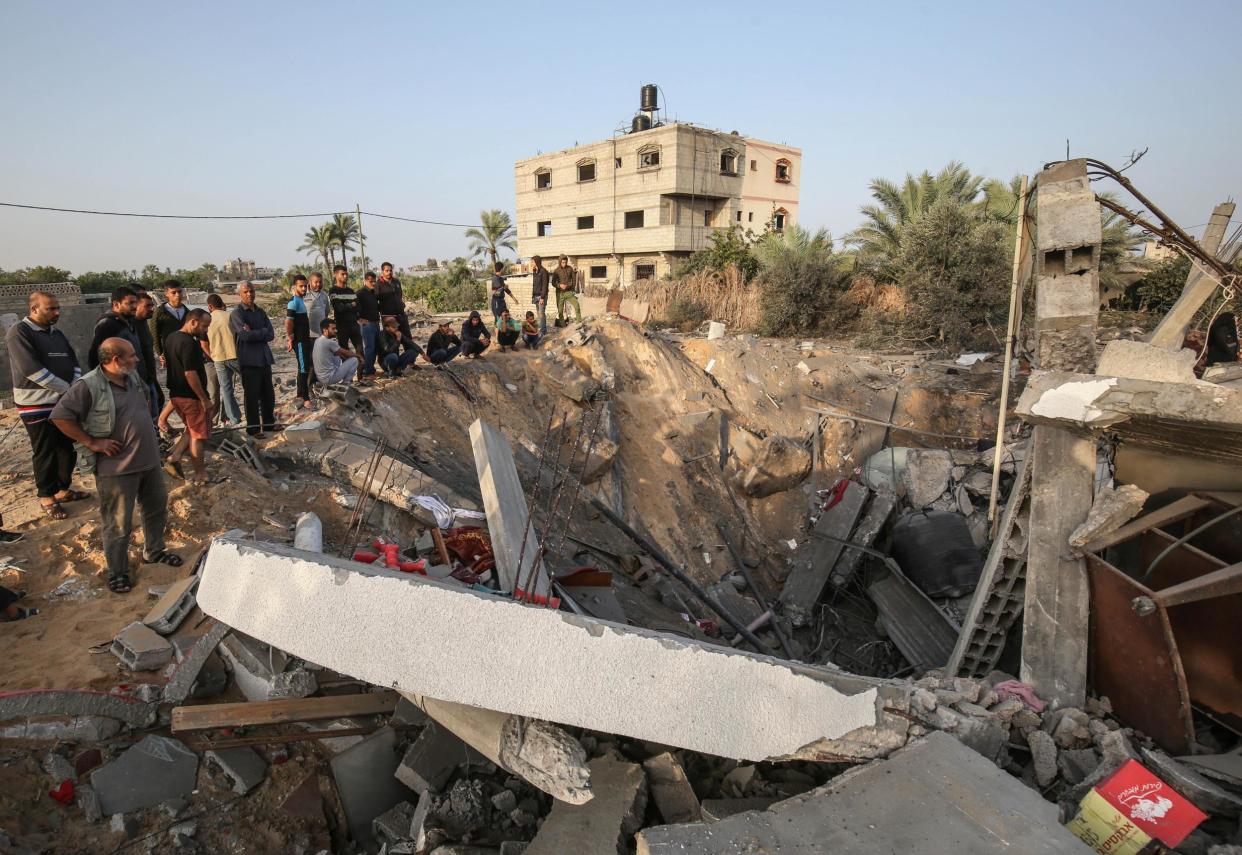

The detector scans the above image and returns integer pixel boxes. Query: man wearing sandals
[157,309,214,485]
[6,290,89,520]
[50,338,180,594]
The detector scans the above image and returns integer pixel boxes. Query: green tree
[1129,255,1190,312]
[895,198,1011,348]
[1097,195,1150,296]
[464,210,516,267]
[298,225,335,273]
[329,214,363,272]
[754,226,852,336]
[73,270,130,294]
[847,162,988,279]
[681,225,760,281]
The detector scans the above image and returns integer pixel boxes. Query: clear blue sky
[3,0,1240,274]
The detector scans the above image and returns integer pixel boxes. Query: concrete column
[1148,202,1235,348]
[1021,159,1100,709]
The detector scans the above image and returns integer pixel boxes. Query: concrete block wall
[0,303,107,400]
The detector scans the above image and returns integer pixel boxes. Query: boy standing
[285,275,313,408]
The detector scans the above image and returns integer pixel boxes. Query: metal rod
[589,497,770,655]
[716,521,795,659]
[988,175,1030,531]
[515,406,558,594]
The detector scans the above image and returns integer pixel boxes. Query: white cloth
[413,494,485,529]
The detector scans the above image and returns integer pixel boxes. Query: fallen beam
[0,689,156,729]
[1148,201,1235,348]
[195,535,910,762]
[404,693,592,804]
[171,691,399,732]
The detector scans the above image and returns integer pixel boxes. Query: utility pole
[356,203,367,278]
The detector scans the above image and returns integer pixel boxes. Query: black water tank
[631,114,652,133]
[889,511,983,599]
[640,84,658,112]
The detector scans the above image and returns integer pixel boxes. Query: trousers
[97,467,167,581]
[240,364,276,435]
[25,418,76,498]
[214,359,242,424]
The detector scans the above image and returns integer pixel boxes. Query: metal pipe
[715,522,795,659]
[588,497,770,655]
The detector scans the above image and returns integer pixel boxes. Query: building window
[775,159,791,183]
[537,220,552,237]
[772,208,787,232]
[720,149,738,175]
[638,145,661,169]
[577,159,596,182]
[736,211,742,222]
[615,157,622,168]
[535,169,551,189]
[624,210,644,229]
[748,212,753,222]
[750,159,757,172]
[577,215,594,230]
[703,209,712,227]
[589,265,607,279]
[634,263,656,281]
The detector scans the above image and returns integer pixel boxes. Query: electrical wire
[0,201,477,229]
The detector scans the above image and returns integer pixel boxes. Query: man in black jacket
[530,255,549,335]
[150,280,188,369]
[133,290,164,425]
[88,286,143,371]
[228,282,277,437]
[357,271,381,378]
[328,265,365,380]
[376,262,410,339]
[426,321,461,365]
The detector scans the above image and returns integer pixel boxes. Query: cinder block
[206,747,267,794]
[284,420,324,443]
[110,622,173,671]
[143,575,198,635]
[394,723,470,793]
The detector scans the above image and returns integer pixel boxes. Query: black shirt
[165,330,207,399]
[88,312,144,378]
[356,287,380,323]
[376,277,404,316]
[427,330,460,353]
[329,286,360,332]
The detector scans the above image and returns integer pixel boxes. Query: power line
[0,201,476,229]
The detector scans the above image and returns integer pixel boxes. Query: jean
[145,381,164,426]
[97,467,167,581]
[524,333,541,349]
[535,297,548,335]
[25,418,76,498]
[204,360,221,421]
[339,326,364,378]
[462,338,489,357]
[382,351,419,375]
[428,344,461,365]
[360,323,379,375]
[239,364,276,436]
[497,330,519,348]
[318,357,359,386]
[214,359,242,424]
[293,339,311,400]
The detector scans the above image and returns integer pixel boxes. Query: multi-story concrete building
[515,110,800,287]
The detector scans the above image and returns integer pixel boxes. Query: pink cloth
[993,679,1047,712]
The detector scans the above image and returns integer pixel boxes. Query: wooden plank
[1079,494,1212,554]
[779,482,868,627]
[430,526,452,567]
[1154,562,1242,608]
[171,691,398,733]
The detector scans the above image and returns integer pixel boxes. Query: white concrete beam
[196,535,908,762]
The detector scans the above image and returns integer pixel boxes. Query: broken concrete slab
[206,746,268,794]
[1068,483,1149,554]
[197,535,910,763]
[526,757,647,855]
[780,481,868,627]
[330,726,414,843]
[1096,339,1200,384]
[406,694,590,804]
[394,722,473,794]
[643,752,700,824]
[90,735,199,815]
[373,799,419,847]
[828,492,894,590]
[143,575,198,635]
[469,419,550,600]
[162,620,229,704]
[699,797,779,821]
[218,632,317,702]
[1017,371,1242,465]
[0,688,156,729]
[636,732,1087,854]
[0,715,121,742]
[1140,747,1242,817]
[110,621,174,671]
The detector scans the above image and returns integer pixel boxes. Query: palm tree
[846,162,987,278]
[464,210,517,267]
[754,224,836,270]
[1098,194,1150,296]
[297,225,335,273]
[329,214,363,273]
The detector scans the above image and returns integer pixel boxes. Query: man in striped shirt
[5,291,87,520]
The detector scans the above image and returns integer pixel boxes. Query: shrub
[893,199,1010,349]
[664,296,709,331]
[680,225,761,282]
[754,227,851,336]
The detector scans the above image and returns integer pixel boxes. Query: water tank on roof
[631,114,652,133]
[640,84,658,112]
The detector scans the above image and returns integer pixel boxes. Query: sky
[3,0,1240,275]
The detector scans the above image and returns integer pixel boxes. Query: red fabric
[822,478,850,512]
[49,779,74,805]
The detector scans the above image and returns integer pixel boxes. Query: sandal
[55,490,91,503]
[145,550,183,567]
[107,575,132,594]
[40,501,68,521]
[1,606,38,621]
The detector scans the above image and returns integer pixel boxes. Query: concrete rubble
[110,621,175,671]
[90,734,199,815]
[526,757,647,855]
